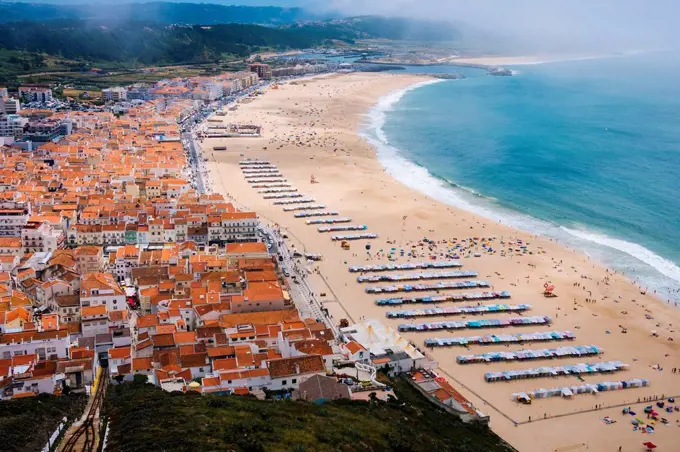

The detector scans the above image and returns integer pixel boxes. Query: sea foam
[360,80,680,303]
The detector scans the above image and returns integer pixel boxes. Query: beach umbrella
[643,442,657,450]
[365,244,371,250]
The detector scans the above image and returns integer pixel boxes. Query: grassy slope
[0,393,88,452]
[105,378,515,452]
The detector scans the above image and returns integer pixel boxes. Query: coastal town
[1,52,679,452]
[0,62,492,451]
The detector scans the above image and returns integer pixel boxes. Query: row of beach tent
[387,303,532,319]
[512,378,648,402]
[456,345,603,364]
[424,330,576,347]
[258,188,297,194]
[375,290,511,306]
[245,174,282,179]
[398,315,551,333]
[331,233,378,241]
[242,168,279,174]
[239,160,271,166]
[248,178,287,183]
[357,270,477,283]
[485,361,628,383]
[241,165,279,174]
[349,261,463,273]
[319,224,367,233]
[252,183,291,188]
[274,198,316,205]
[306,217,351,224]
[284,204,327,212]
[244,172,282,177]
[365,279,489,294]
[295,210,338,218]
[265,193,304,200]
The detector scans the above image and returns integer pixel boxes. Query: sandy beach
[204,72,680,451]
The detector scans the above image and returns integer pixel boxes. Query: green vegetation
[0,20,342,66]
[105,378,515,452]
[0,2,321,25]
[0,19,342,86]
[0,393,87,452]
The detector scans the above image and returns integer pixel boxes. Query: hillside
[0,393,87,452]
[104,378,515,452]
[0,1,323,25]
[316,16,461,42]
[0,20,344,65]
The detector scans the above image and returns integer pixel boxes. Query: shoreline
[203,72,680,451]
[362,80,680,305]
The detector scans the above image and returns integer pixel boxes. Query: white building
[207,212,258,243]
[339,320,429,376]
[0,113,27,140]
[0,329,70,360]
[19,87,53,103]
[21,222,64,254]
[102,87,128,101]
[0,98,20,115]
[81,305,109,337]
[0,203,30,237]
[266,355,326,391]
[79,272,126,312]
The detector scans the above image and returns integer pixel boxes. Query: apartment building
[0,203,30,237]
[102,87,128,101]
[0,329,70,360]
[0,97,20,115]
[21,221,64,254]
[207,212,258,243]
[0,113,26,139]
[74,245,103,274]
[19,87,53,103]
[249,63,272,80]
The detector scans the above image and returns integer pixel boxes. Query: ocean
[360,52,680,303]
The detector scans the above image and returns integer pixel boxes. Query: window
[199,368,204,372]
[281,380,287,385]
[292,379,297,384]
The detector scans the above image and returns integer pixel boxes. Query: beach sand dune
[205,72,680,452]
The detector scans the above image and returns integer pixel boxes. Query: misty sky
[12,0,680,53]
[315,0,679,53]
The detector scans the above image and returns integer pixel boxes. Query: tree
[132,374,149,385]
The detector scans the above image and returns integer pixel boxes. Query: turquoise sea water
[361,52,680,303]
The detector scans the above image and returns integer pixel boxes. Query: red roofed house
[267,355,326,391]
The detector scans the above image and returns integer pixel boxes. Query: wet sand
[204,72,680,451]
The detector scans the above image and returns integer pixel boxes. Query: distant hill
[0,20,345,64]
[321,16,461,42]
[0,1,324,25]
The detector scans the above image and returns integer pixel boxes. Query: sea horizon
[361,52,680,304]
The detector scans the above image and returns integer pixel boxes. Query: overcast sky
[14,0,680,53]
[314,0,679,53]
